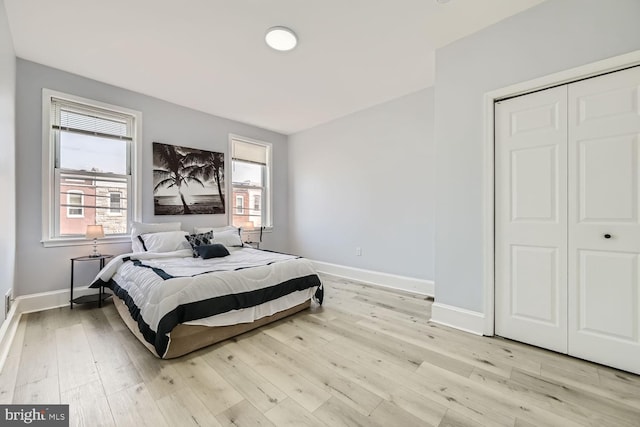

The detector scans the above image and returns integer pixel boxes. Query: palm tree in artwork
[153,143,204,214]
[184,150,225,211]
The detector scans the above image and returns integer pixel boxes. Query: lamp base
[90,240,101,258]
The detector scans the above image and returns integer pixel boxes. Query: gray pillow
[195,243,230,259]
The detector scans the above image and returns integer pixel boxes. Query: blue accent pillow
[185,231,213,257]
[196,243,230,259]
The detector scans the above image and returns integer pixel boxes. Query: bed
[90,222,323,358]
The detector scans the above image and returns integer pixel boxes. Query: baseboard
[0,303,21,373]
[312,260,434,296]
[430,302,485,335]
[15,285,97,314]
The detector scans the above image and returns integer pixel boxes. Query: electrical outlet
[356,247,362,256]
[4,290,11,318]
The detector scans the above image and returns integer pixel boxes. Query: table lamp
[86,224,104,257]
[241,221,255,242]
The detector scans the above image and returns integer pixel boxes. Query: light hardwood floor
[1,274,639,426]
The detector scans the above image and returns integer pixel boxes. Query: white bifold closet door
[495,85,569,353]
[495,66,640,374]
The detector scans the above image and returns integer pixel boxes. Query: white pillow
[131,222,181,252]
[194,225,237,234]
[211,228,243,248]
[138,230,190,253]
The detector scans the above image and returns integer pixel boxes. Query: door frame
[482,50,640,336]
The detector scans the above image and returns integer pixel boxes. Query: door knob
[604,234,612,239]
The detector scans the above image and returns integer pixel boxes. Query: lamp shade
[241,221,255,230]
[86,224,104,240]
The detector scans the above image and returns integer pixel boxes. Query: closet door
[495,86,568,353]
[567,66,640,374]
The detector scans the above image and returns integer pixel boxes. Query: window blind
[233,140,267,165]
[51,97,133,141]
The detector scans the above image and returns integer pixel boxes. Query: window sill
[242,226,273,232]
[41,235,131,248]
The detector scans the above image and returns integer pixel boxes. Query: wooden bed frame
[112,293,312,358]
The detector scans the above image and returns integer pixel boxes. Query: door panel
[568,66,640,374]
[578,250,638,341]
[511,102,561,135]
[511,245,559,325]
[511,146,557,221]
[578,135,638,222]
[495,85,568,353]
[578,85,639,125]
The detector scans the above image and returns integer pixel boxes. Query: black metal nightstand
[70,254,113,309]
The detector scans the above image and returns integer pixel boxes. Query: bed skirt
[112,293,312,358]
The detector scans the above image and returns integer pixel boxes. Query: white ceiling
[5,0,545,135]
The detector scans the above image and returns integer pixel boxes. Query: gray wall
[0,0,15,319]
[289,88,435,284]
[434,0,640,312]
[15,59,288,296]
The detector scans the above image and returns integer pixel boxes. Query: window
[236,195,244,215]
[230,135,272,229]
[66,191,84,218]
[109,192,122,215]
[42,89,141,245]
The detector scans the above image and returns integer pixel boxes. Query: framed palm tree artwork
[152,142,225,215]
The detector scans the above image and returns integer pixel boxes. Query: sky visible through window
[59,132,127,174]
[233,161,262,185]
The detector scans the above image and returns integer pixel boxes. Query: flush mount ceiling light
[265,26,298,52]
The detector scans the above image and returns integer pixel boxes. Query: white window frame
[41,89,142,247]
[66,190,84,218]
[229,134,273,230]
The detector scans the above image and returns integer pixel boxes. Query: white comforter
[92,247,321,357]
